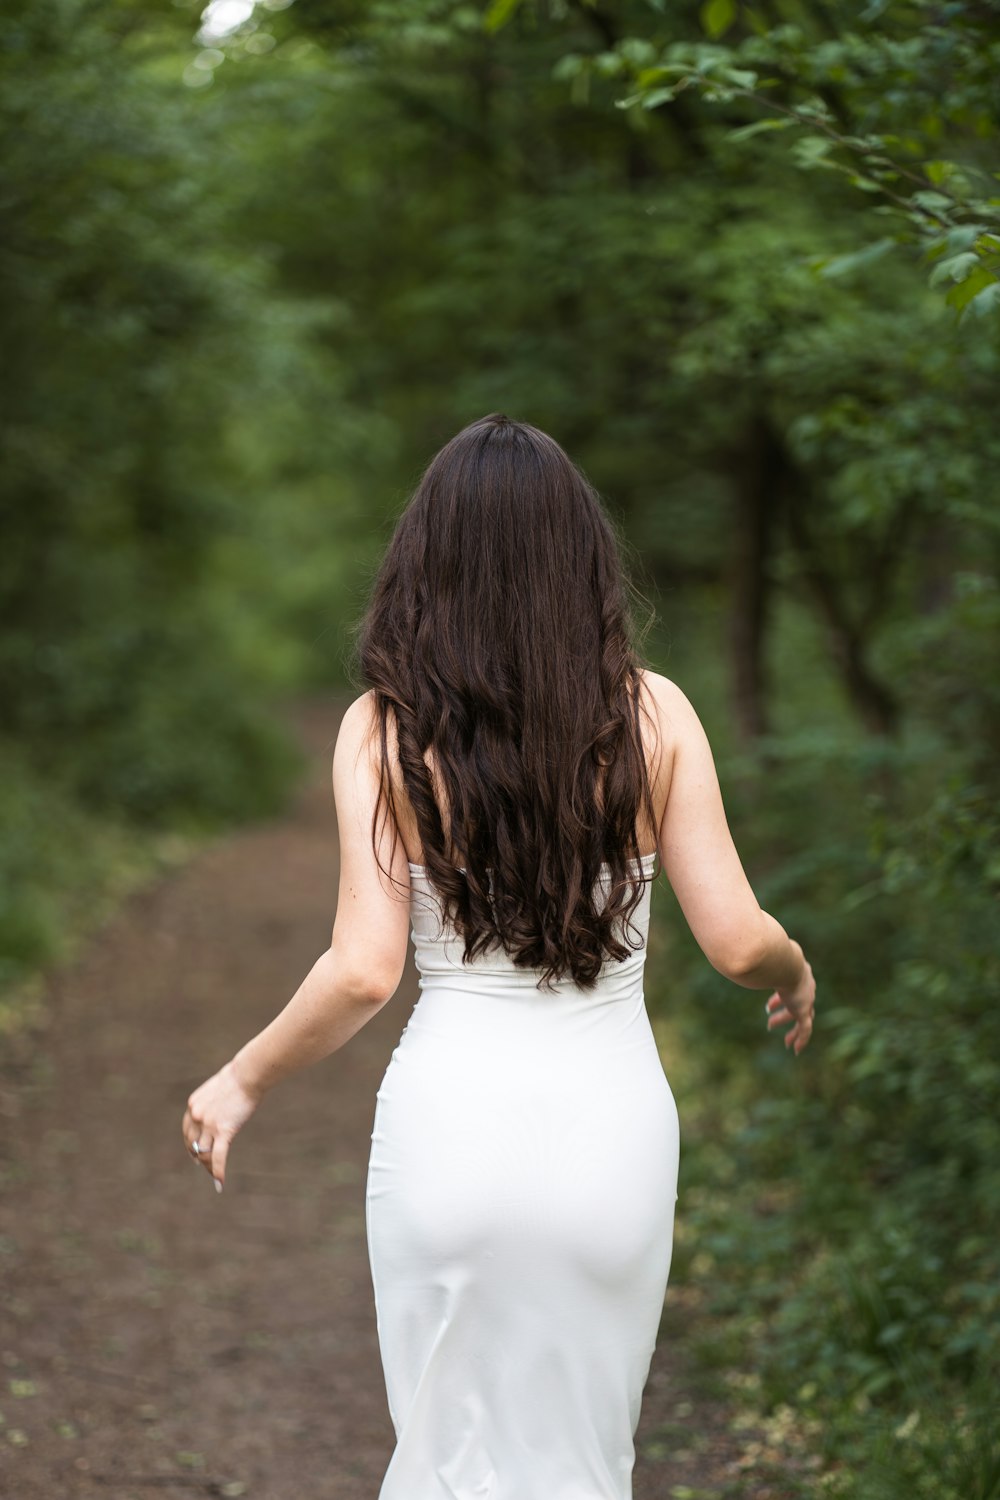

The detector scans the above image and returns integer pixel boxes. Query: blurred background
[2,1,997,1494]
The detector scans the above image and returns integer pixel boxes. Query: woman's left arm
[181,692,411,1190]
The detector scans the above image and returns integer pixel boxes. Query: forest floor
[0,698,804,1500]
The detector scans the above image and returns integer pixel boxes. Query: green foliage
[647,594,1000,1489]
[544,1,1000,316]
[0,0,369,990]
[1,0,313,823]
[2,5,997,1488]
[0,742,195,1006]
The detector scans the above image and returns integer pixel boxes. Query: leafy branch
[538,10,1000,320]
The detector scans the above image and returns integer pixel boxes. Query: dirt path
[0,698,785,1500]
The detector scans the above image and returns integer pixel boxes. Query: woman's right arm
[648,672,815,1053]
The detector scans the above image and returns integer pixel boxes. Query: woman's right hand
[765,943,816,1055]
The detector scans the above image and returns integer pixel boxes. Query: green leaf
[551,54,583,82]
[937,224,988,255]
[744,6,769,35]
[945,266,995,311]
[928,251,980,288]
[483,0,524,33]
[726,115,794,142]
[793,135,834,165]
[958,279,1000,323]
[637,64,694,86]
[594,51,625,78]
[642,87,679,110]
[818,237,896,278]
[618,37,657,67]
[700,0,737,40]
[911,189,953,213]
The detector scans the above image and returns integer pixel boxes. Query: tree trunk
[728,415,782,743]
[785,501,901,737]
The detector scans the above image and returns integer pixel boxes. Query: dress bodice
[406,851,657,1000]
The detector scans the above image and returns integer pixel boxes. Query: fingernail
[214,1179,223,1194]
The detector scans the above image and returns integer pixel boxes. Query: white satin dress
[365,852,680,1500]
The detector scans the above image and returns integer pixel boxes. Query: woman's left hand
[181,1059,261,1192]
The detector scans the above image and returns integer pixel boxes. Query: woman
[181,413,815,1500]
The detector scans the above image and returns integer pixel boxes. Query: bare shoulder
[334,690,375,745]
[332,690,382,772]
[634,668,694,831]
[637,668,702,748]
[333,689,407,789]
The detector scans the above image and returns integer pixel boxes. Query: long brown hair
[351,412,659,990]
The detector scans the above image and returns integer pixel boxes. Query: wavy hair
[351,413,659,991]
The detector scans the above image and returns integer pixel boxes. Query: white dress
[365,851,680,1500]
